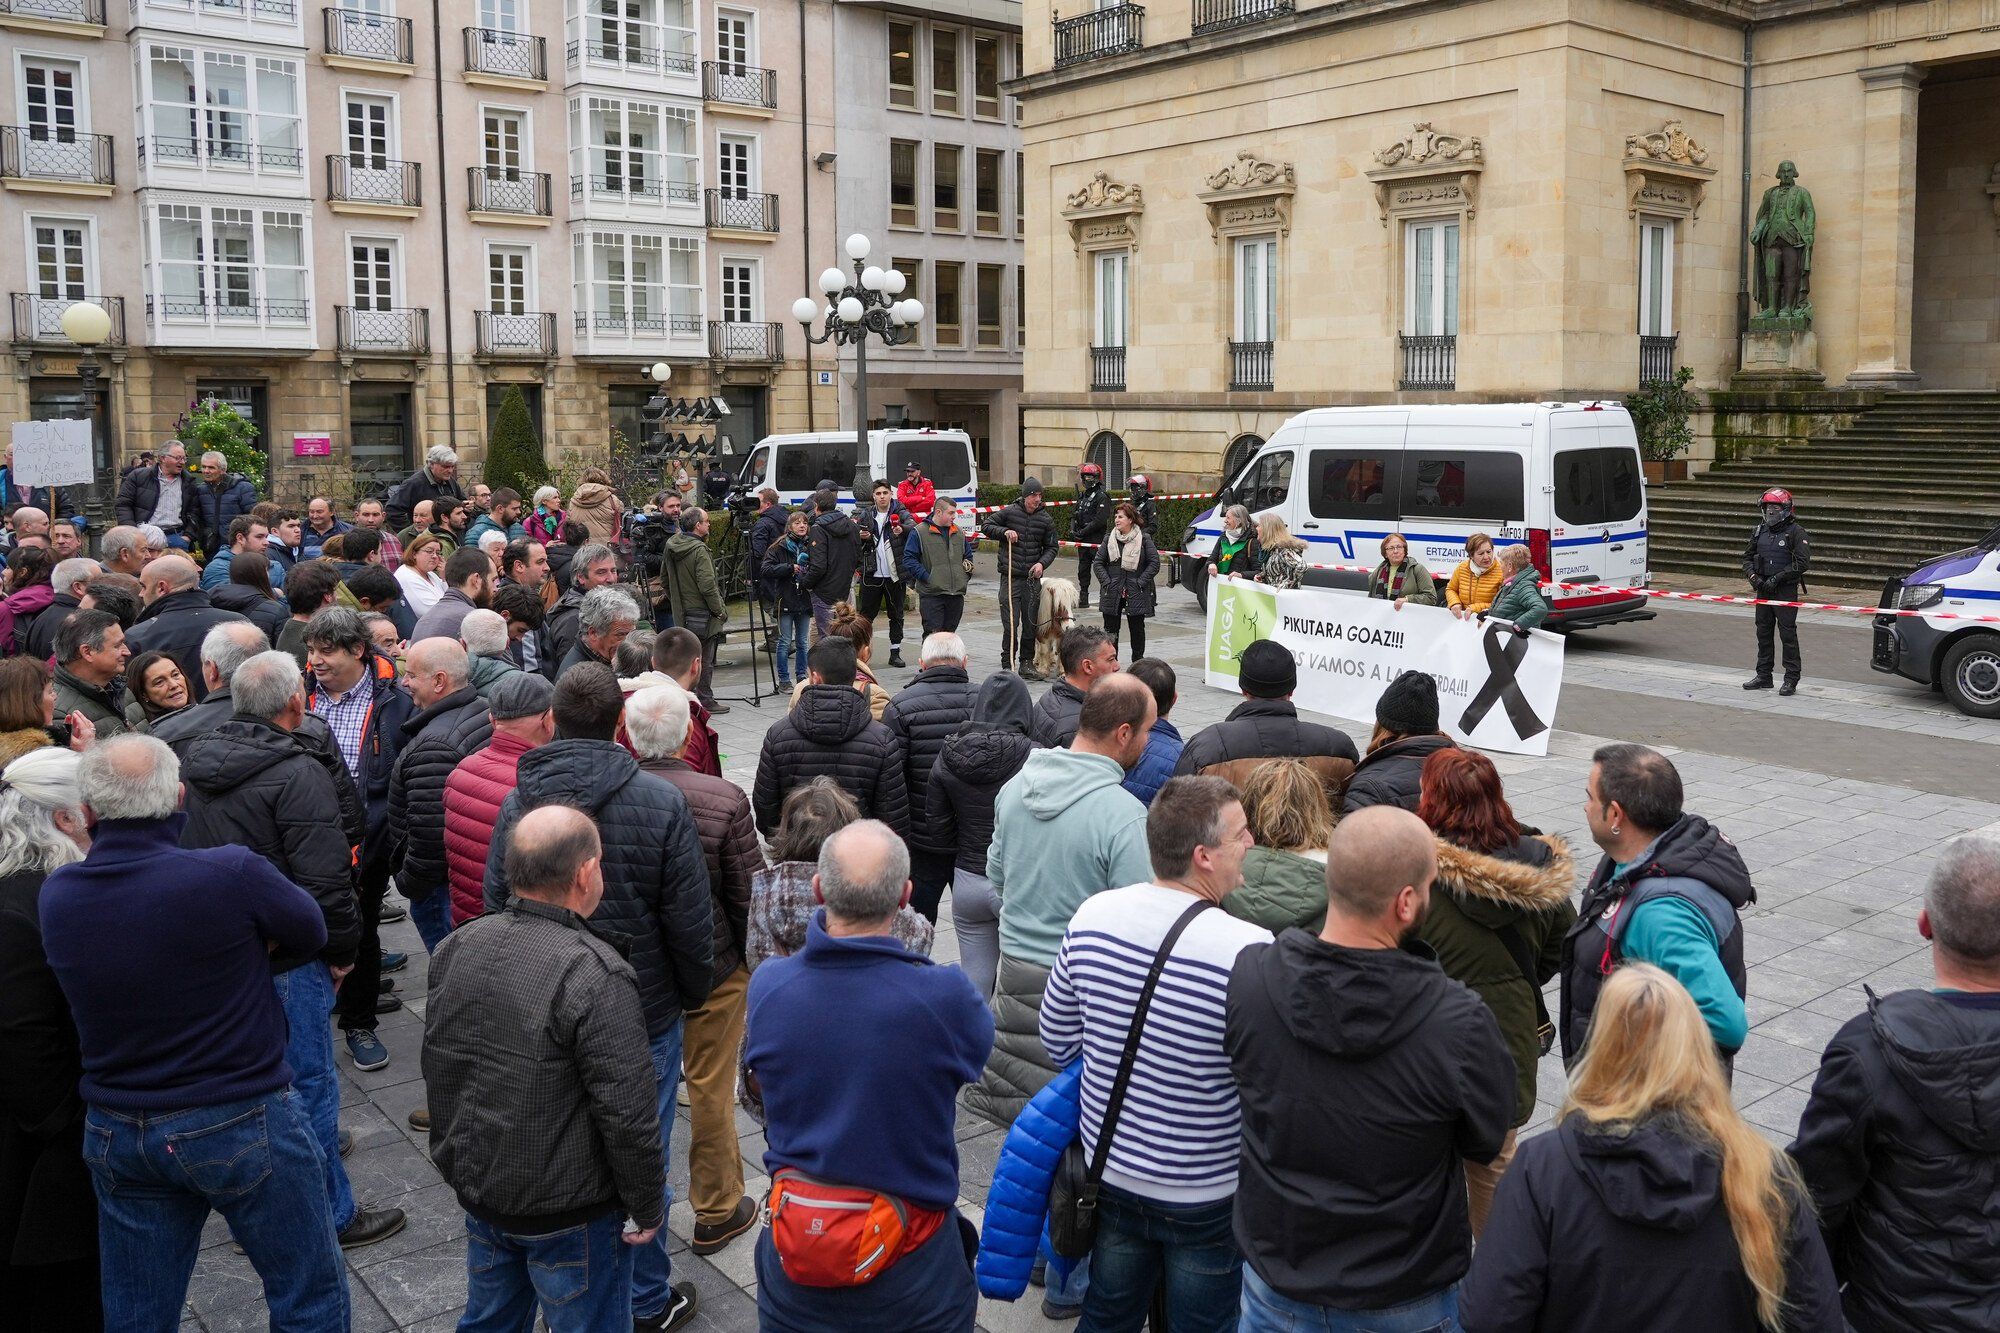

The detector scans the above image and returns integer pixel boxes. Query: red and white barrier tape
[964,491,1217,516]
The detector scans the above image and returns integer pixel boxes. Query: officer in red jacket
[896,461,936,521]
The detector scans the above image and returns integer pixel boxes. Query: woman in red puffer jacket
[441,680,554,924]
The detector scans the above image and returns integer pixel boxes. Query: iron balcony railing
[0,126,114,185]
[1053,3,1144,69]
[0,0,105,23]
[708,320,782,362]
[702,60,777,108]
[1229,339,1273,392]
[463,26,547,80]
[328,155,421,207]
[1640,333,1678,385]
[147,295,311,323]
[704,189,778,232]
[1192,0,1292,35]
[571,172,698,205]
[337,305,429,354]
[573,310,703,338]
[467,166,551,215]
[138,134,302,172]
[566,37,695,78]
[476,311,556,357]
[1090,345,1126,392]
[1399,334,1456,391]
[11,293,125,345]
[324,8,415,63]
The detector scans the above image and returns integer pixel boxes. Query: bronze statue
[1751,161,1815,322]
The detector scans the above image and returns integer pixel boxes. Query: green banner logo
[1208,581,1278,679]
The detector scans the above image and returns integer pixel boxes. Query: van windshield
[885,437,971,491]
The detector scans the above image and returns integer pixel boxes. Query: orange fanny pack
[765,1168,945,1288]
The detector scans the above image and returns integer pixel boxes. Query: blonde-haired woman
[1223,758,1336,934]
[1460,963,1842,1333]
[1255,513,1309,590]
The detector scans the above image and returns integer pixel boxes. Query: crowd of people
[0,453,1993,1333]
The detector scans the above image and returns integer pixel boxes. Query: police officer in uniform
[1742,486,1810,696]
[1127,473,1160,539]
[1071,462,1109,608]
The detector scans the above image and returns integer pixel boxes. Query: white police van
[1873,524,2000,718]
[1179,403,1655,631]
[734,427,980,531]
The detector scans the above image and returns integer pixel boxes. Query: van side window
[1400,453,1524,522]
[1237,451,1293,513]
[1555,447,1644,526]
[887,439,972,490]
[775,443,850,493]
[1307,451,1394,519]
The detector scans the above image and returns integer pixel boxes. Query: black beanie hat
[1237,640,1297,699]
[1377,670,1440,735]
[1021,476,1044,497]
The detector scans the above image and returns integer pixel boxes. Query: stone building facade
[1011,0,2000,493]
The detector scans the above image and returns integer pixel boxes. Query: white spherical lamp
[860,265,886,292]
[844,233,871,261]
[59,300,113,347]
[649,361,671,383]
[791,296,821,325]
[837,296,865,324]
[818,267,846,295]
[900,299,925,325]
[884,269,907,296]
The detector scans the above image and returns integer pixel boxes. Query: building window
[484,382,543,442]
[720,257,757,323]
[571,96,698,204]
[488,243,530,313]
[483,107,525,175]
[480,0,523,33]
[574,230,700,329]
[974,149,1003,235]
[1085,430,1130,491]
[196,381,269,472]
[32,219,93,298]
[582,0,698,76]
[1639,217,1674,336]
[976,264,1002,348]
[1235,234,1277,342]
[892,257,921,344]
[1094,249,1127,347]
[350,384,414,494]
[343,93,393,165]
[1012,34,1024,122]
[147,202,308,322]
[973,33,1000,119]
[933,144,960,231]
[714,7,754,70]
[1015,151,1025,235]
[22,58,85,139]
[350,239,397,309]
[716,132,755,197]
[1016,265,1025,346]
[1404,218,1459,336]
[934,261,962,346]
[931,25,959,115]
[889,139,918,227]
[887,20,916,109]
[141,44,303,175]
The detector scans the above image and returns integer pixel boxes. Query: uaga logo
[1208,582,1277,679]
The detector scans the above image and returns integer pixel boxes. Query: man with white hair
[98,525,149,577]
[626,682,762,1256]
[179,652,408,1250]
[386,444,465,531]
[40,735,348,1327]
[543,541,620,672]
[123,554,255,702]
[881,631,975,922]
[23,554,102,661]
[460,607,522,698]
[388,638,493,957]
[190,451,260,557]
[558,584,642,676]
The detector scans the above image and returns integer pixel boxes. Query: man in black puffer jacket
[803,488,859,637]
[481,661,714,1330]
[1340,671,1456,815]
[386,639,492,954]
[1175,639,1359,791]
[881,632,975,921]
[751,637,909,838]
[980,478,1059,679]
[1790,833,2000,1333]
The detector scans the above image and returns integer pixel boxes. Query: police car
[1874,524,2000,718]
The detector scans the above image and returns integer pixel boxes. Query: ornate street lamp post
[792,233,925,484]
[58,300,114,533]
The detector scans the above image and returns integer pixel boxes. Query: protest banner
[10,418,94,488]
[1204,577,1567,757]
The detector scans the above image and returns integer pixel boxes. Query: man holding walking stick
[982,479,1059,682]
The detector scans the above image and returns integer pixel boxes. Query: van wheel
[1940,634,2000,719]
[1184,558,1209,613]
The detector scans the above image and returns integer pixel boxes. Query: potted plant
[1626,366,1699,483]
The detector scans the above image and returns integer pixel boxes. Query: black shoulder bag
[1047,897,1213,1259]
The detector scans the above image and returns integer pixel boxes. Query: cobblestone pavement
[181,575,2000,1331]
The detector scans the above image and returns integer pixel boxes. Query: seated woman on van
[1368,533,1441,610]
[1208,504,1261,580]
[1255,514,1309,590]
[1447,532,1507,619]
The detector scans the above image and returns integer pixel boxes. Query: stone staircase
[1649,390,2000,590]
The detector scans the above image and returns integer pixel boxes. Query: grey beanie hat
[489,671,555,720]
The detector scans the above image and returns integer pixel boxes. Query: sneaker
[1742,676,1774,691]
[776,678,792,692]
[703,699,731,716]
[378,898,408,924]
[343,1029,389,1071]
[378,977,396,994]
[1779,680,1799,697]
[379,951,408,974]
[338,1206,408,1250]
[375,993,403,1016]
[407,1105,430,1133]
[691,1197,758,1256]
[1042,1294,1083,1322]
[634,1282,700,1332]
[338,1128,355,1158]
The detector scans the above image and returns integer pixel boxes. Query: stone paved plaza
[178,576,2000,1332]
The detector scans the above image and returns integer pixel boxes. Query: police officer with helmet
[1742,486,1811,696]
[1072,462,1109,608]
[1127,473,1160,540]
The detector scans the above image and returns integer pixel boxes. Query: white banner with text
[1203,579,1567,757]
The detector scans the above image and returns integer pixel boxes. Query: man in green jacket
[903,499,976,637]
[1486,546,1550,631]
[663,508,728,712]
[52,610,132,738]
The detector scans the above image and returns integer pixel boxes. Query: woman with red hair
[1415,746,1578,1237]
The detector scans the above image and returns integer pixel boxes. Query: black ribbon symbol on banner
[1458,621,1548,740]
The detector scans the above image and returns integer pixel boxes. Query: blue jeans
[1240,1269,1460,1332]
[630,1020,684,1321]
[84,1091,348,1333]
[1078,1185,1238,1333]
[410,889,453,953]
[1039,1234,1092,1309]
[775,610,811,683]
[274,961,355,1231]
[459,1211,634,1333]
[756,1211,978,1332]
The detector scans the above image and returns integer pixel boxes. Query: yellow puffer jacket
[1446,559,1507,613]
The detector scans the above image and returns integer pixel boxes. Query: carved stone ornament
[1365,123,1485,225]
[1061,171,1145,251]
[1197,150,1297,239]
[1622,118,1717,222]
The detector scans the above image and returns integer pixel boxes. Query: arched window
[1085,430,1131,491]
[1222,433,1264,488]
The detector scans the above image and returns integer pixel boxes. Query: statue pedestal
[1734,328,1823,389]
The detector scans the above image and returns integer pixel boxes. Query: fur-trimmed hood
[1433,833,1574,913]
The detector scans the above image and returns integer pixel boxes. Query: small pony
[1034,576,1079,678]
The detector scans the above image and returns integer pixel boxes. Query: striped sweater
[1040,884,1272,1203]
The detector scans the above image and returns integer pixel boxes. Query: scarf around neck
[1106,525,1144,572]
